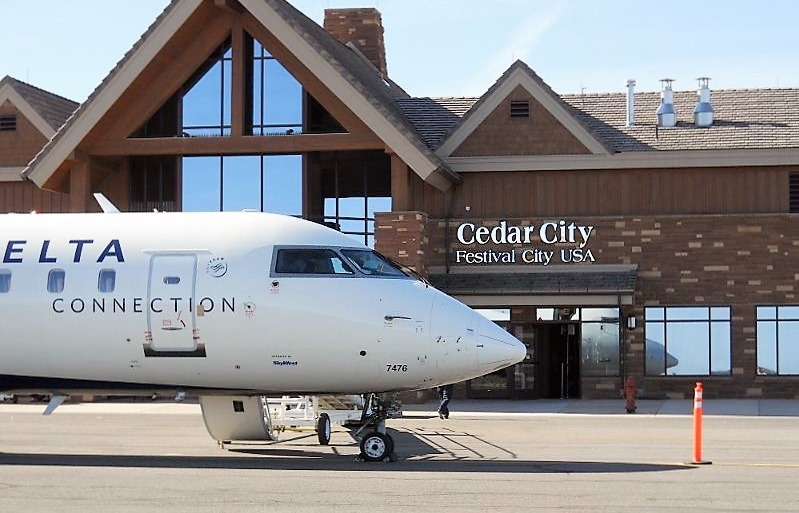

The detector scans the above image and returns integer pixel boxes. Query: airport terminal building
[3,0,799,400]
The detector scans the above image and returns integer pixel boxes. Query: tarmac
[3,397,799,417]
[404,397,799,417]
[3,397,799,512]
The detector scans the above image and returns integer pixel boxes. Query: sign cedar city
[455,220,596,266]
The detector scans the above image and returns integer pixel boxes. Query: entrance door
[146,254,201,354]
[534,323,581,399]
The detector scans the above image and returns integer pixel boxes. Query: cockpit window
[341,249,408,278]
[275,249,354,275]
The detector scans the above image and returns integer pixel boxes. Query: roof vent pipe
[694,77,714,127]
[656,78,677,127]
[626,79,636,126]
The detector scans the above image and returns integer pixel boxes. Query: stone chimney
[324,8,388,78]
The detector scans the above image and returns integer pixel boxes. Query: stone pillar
[375,211,429,277]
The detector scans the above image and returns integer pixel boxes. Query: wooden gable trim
[0,85,56,138]
[25,0,205,188]
[0,167,25,182]
[89,5,234,144]
[241,13,374,137]
[445,148,799,172]
[436,67,610,158]
[240,0,452,191]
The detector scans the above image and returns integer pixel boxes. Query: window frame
[271,246,356,278]
[98,269,116,293]
[47,269,66,293]
[756,305,799,376]
[644,305,732,377]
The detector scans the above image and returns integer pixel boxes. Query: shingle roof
[429,269,637,296]
[394,97,475,149]
[0,76,78,131]
[397,87,799,153]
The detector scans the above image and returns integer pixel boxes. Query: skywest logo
[455,220,596,266]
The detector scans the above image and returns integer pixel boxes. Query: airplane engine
[199,396,278,443]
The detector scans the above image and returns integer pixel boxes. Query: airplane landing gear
[353,393,401,462]
[360,431,393,462]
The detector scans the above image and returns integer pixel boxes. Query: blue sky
[2,0,799,103]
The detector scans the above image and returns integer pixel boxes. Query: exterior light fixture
[627,315,637,330]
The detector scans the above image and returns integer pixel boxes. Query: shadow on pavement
[0,427,690,474]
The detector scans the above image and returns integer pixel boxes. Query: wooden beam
[390,153,410,211]
[69,158,91,212]
[214,0,243,14]
[88,133,384,157]
[231,21,246,137]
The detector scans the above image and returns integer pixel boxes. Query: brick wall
[323,8,387,78]
[374,211,429,276]
[0,102,47,166]
[380,212,799,399]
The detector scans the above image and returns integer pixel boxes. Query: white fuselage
[0,211,525,396]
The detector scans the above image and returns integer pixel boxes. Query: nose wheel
[359,431,394,462]
[353,393,401,462]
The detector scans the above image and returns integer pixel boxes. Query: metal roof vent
[625,79,636,126]
[656,78,677,127]
[693,77,714,127]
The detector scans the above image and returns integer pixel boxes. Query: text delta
[3,239,125,264]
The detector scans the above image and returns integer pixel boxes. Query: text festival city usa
[455,220,596,266]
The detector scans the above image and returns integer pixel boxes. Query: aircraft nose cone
[477,317,526,368]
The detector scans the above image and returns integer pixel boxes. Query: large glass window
[645,306,731,376]
[757,306,799,375]
[182,42,232,137]
[182,155,301,214]
[250,38,303,135]
[580,308,620,377]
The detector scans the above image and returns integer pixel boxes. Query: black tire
[317,413,332,445]
[359,432,392,462]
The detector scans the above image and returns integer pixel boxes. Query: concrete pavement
[3,397,799,416]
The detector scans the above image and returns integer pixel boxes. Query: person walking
[437,384,454,419]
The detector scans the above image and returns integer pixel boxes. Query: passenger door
[145,254,203,356]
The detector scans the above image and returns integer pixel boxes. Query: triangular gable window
[133,32,345,138]
[182,40,233,137]
[249,38,302,135]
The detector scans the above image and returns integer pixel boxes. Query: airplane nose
[476,315,526,369]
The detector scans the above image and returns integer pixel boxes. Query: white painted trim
[436,67,610,158]
[0,84,56,138]
[446,148,799,172]
[241,0,451,191]
[0,167,25,182]
[24,0,203,187]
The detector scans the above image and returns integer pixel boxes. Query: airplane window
[98,269,116,293]
[275,249,354,275]
[47,269,65,293]
[0,269,10,293]
[341,249,408,278]
[164,276,181,285]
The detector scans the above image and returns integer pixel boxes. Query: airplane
[0,196,526,462]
